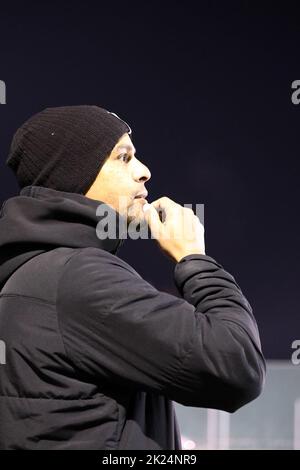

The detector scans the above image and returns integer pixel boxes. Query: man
[0,105,265,450]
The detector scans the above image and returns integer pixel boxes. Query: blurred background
[0,0,299,449]
[176,361,300,449]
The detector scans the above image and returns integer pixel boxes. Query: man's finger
[143,203,162,238]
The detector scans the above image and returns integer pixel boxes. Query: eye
[118,153,131,163]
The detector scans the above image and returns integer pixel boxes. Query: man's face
[85,133,151,224]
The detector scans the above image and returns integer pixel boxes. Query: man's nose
[133,162,151,183]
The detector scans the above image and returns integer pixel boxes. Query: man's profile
[0,105,265,450]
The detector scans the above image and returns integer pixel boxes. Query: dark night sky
[0,1,299,358]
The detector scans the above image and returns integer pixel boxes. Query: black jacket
[0,185,266,450]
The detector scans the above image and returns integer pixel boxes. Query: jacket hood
[0,185,126,290]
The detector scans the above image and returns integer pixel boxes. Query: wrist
[175,249,206,263]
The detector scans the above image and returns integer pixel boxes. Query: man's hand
[143,196,205,263]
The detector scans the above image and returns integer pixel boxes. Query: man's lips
[134,191,148,200]
[134,197,148,204]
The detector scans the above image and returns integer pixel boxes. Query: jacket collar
[0,185,126,289]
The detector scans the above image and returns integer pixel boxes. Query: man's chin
[126,200,147,226]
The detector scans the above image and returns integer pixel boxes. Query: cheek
[109,184,132,212]
[113,173,131,198]
[97,167,132,207]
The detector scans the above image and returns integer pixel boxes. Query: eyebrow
[115,144,136,154]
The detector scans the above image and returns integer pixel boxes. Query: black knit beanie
[6,105,132,195]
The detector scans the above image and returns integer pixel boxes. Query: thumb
[143,203,162,238]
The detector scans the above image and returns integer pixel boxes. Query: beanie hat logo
[107,111,132,135]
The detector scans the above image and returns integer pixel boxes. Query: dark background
[0,1,299,359]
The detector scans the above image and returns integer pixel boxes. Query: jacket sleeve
[56,247,266,412]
